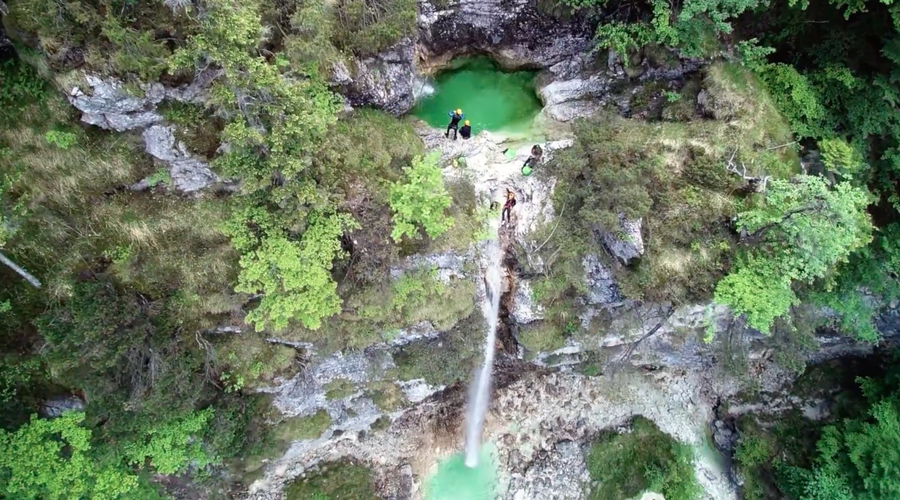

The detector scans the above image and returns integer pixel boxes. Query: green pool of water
[412,57,542,134]
[424,448,499,500]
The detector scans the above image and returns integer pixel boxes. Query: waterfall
[464,231,503,468]
[413,76,436,101]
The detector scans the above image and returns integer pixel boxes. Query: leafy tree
[778,360,900,500]
[715,176,872,333]
[819,138,865,180]
[389,152,453,242]
[235,212,356,331]
[122,409,214,475]
[0,412,138,500]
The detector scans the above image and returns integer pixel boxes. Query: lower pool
[412,57,543,135]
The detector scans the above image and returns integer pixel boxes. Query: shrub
[331,0,417,55]
[283,461,379,500]
[517,321,566,353]
[586,417,701,500]
[390,152,453,243]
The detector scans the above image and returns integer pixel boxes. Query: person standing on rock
[501,189,517,226]
[459,120,472,140]
[446,109,464,139]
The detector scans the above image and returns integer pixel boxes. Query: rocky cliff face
[330,0,596,116]
[416,0,594,70]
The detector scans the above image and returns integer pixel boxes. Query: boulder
[39,394,85,418]
[330,40,417,115]
[581,254,622,306]
[139,125,220,193]
[598,215,645,265]
[68,76,164,132]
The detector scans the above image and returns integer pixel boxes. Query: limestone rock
[68,75,164,131]
[599,215,645,265]
[39,394,85,418]
[331,40,416,115]
[418,0,593,69]
[511,278,543,325]
[581,254,622,306]
[140,125,220,193]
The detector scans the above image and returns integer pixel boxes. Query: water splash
[464,228,503,468]
[413,76,436,101]
[425,449,498,500]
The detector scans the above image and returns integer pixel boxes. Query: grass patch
[277,410,332,442]
[158,101,223,159]
[325,379,358,400]
[218,335,298,390]
[237,409,333,477]
[366,381,406,412]
[283,461,380,500]
[281,266,475,352]
[517,321,566,353]
[393,312,482,386]
[371,415,391,432]
[428,176,491,253]
[586,417,701,500]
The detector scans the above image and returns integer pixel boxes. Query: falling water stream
[465,229,503,468]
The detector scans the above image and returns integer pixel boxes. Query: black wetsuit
[446,112,463,139]
[459,125,472,139]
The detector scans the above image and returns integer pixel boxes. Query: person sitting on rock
[522,144,543,176]
[459,120,472,140]
[446,109,464,139]
[501,189,517,226]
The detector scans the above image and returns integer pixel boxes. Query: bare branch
[0,250,41,288]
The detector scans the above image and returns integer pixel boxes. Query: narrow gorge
[2,0,900,499]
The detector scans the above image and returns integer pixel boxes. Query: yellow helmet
[456,109,462,115]
[464,120,470,126]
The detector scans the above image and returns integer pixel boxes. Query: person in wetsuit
[459,120,472,140]
[446,109,464,139]
[501,189,517,225]
[521,144,544,176]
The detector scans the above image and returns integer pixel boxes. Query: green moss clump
[366,381,406,412]
[586,417,701,500]
[324,379,358,400]
[517,321,566,353]
[283,461,380,500]
[393,312,482,386]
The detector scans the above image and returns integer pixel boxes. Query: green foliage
[0,413,138,500]
[283,461,379,500]
[331,0,418,55]
[233,212,356,331]
[735,430,777,469]
[389,152,453,242]
[586,416,701,500]
[43,130,78,149]
[777,359,900,500]
[9,0,179,80]
[123,408,214,475]
[146,168,171,187]
[819,138,864,180]
[0,59,48,107]
[761,64,831,139]
[715,176,872,333]
[552,119,654,233]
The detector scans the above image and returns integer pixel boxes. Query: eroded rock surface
[138,125,220,193]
